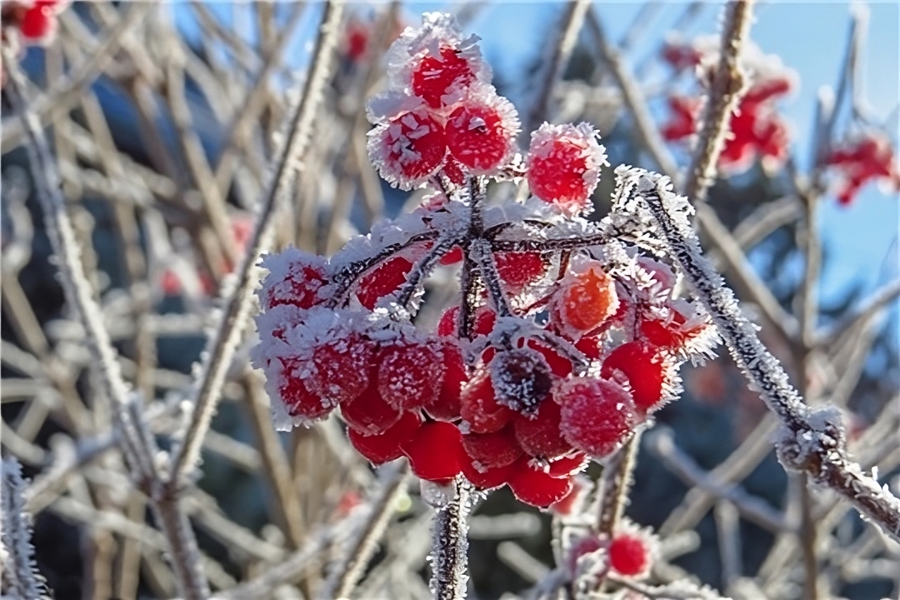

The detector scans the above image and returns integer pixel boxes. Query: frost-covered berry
[368,109,447,189]
[437,305,496,338]
[609,533,651,577]
[507,458,574,507]
[445,91,519,173]
[495,252,546,294]
[306,334,375,407]
[260,248,328,310]
[423,340,467,421]
[513,399,572,460]
[401,421,466,482]
[348,410,423,464]
[490,347,553,414]
[462,425,523,469]
[411,46,476,108]
[274,358,332,423]
[600,342,671,413]
[378,339,445,410]
[546,453,589,478]
[558,378,637,457]
[460,369,514,433]
[461,458,514,490]
[356,255,414,309]
[526,122,607,214]
[555,260,618,336]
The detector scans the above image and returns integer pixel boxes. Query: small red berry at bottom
[609,534,649,577]
[558,378,637,457]
[348,411,423,464]
[461,458,513,490]
[401,421,466,482]
[460,370,514,433]
[462,425,523,469]
[341,380,403,435]
[507,458,573,507]
[20,6,53,39]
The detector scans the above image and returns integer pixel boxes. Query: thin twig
[430,480,473,600]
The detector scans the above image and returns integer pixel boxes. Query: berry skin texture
[495,252,546,294]
[276,359,331,422]
[348,411,423,464]
[368,109,447,190]
[356,255,414,309]
[461,458,514,490]
[308,335,375,407]
[377,340,444,410]
[527,122,607,214]
[423,341,467,421]
[609,534,650,577]
[513,399,572,460]
[600,342,667,413]
[445,94,519,173]
[260,249,327,310]
[558,378,638,457]
[411,46,475,108]
[460,369,514,433]
[461,425,523,469]
[340,379,403,436]
[401,421,466,482]
[507,458,574,507]
[556,262,618,335]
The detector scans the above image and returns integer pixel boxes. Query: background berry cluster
[253,14,718,509]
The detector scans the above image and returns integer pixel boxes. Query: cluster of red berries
[1,0,63,47]
[825,132,900,206]
[567,523,656,582]
[660,37,794,172]
[252,14,716,508]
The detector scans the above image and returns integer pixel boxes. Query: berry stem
[596,432,641,538]
[430,479,472,600]
[395,236,464,310]
[490,231,611,253]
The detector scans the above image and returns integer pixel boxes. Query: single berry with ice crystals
[368,109,447,189]
[558,378,638,457]
[445,90,519,173]
[527,122,607,214]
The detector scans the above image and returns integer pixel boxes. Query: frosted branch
[1,460,50,600]
[627,170,900,544]
[430,479,472,600]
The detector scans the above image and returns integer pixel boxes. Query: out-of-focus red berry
[609,534,650,577]
[20,5,53,39]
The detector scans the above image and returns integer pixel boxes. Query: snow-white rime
[1,459,50,600]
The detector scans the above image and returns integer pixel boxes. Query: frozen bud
[490,347,553,414]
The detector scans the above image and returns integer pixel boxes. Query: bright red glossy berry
[527,122,607,213]
[461,458,514,490]
[340,379,403,436]
[507,458,574,507]
[411,46,475,108]
[461,425,523,469]
[20,5,53,39]
[546,453,589,478]
[446,95,519,173]
[401,421,466,482]
[356,255,414,309]
[378,339,444,410]
[348,411,423,464]
[368,110,447,189]
[495,252,546,293]
[513,400,572,460]
[460,369,514,433]
[558,378,637,457]
[609,534,650,577]
[601,342,668,413]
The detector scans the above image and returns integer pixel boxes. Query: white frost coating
[421,479,458,509]
[1,460,50,600]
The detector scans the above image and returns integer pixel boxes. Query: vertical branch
[1,460,49,600]
[170,0,345,485]
[430,480,472,600]
[596,432,641,537]
[683,0,756,204]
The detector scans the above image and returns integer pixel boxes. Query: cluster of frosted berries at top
[252,14,718,509]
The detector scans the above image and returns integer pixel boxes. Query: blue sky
[174,2,899,308]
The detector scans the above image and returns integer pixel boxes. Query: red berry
[439,246,464,266]
[513,400,572,460]
[460,369,514,433]
[461,425,523,469]
[275,359,331,421]
[638,304,709,351]
[437,305,496,338]
[558,378,637,457]
[609,534,650,577]
[401,421,466,482]
[495,252,545,293]
[341,379,403,435]
[348,411,423,464]
[527,340,573,378]
[368,110,447,189]
[507,459,574,507]
[490,348,554,414]
[19,5,52,40]
[411,46,475,109]
[378,339,444,410]
[308,334,375,406]
[461,458,514,490]
[446,95,519,173]
[356,255,413,309]
[424,341,467,421]
[556,262,618,335]
[527,122,606,213]
[601,342,668,413]
[261,248,328,310]
[546,453,589,478]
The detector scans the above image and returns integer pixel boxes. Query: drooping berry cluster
[252,14,717,508]
[660,36,795,172]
